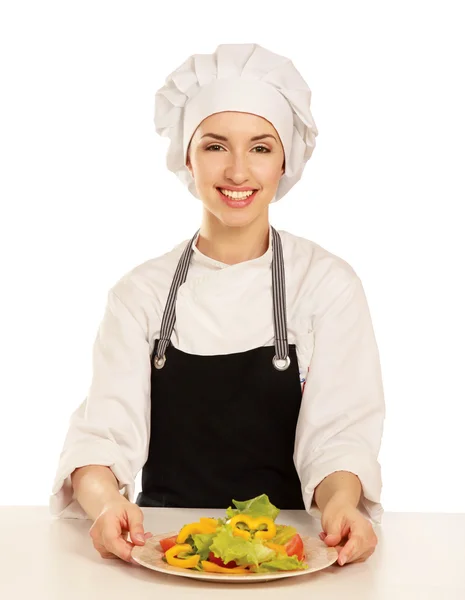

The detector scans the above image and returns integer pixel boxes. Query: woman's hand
[319,496,378,566]
[89,497,152,563]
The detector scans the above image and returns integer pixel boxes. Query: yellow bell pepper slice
[177,520,217,543]
[233,528,251,540]
[200,517,218,528]
[201,560,250,574]
[165,544,200,569]
[229,515,277,540]
[265,542,287,555]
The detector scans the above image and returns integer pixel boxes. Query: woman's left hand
[319,497,378,566]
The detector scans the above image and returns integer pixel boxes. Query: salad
[158,494,309,574]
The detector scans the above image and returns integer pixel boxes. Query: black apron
[136,227,305,510]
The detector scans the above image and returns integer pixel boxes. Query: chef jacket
[49,226,385,523]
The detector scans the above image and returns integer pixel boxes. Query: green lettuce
[209,525,275,567]
[172,496,307,574]
[191,533,216,561]
[225,494,280,521]
[271,525,297,545]
[252,555,308,573]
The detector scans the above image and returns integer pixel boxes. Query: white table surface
[1,507,464,599]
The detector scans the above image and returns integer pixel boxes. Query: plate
[131,530,339,583]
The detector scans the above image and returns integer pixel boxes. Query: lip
[217,188,258,208]
[218,186,257,192]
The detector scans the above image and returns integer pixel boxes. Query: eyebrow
[200,133,277,142]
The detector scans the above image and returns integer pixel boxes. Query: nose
[224,152,250,184]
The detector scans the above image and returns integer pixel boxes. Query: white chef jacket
[50,226,385,523]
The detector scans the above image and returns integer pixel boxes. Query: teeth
[220,189,254,199]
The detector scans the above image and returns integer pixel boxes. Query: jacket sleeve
[49,287,151,518]
[294,274,386,524]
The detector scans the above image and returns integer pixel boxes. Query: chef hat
[154,43,318,203]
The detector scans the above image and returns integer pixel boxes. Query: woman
[50,43,385,568]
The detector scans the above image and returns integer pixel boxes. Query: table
[1,507,464,599]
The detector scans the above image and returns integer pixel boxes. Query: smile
[217,188,258,208]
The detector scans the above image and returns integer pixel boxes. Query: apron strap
[270,226,291,371]
[154,226,290,371]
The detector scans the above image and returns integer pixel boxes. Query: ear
[186,151,193,176]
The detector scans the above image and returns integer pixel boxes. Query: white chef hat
[154,43,318,203]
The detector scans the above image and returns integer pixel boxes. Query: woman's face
[186,111,285,228]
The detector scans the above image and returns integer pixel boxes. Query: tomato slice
[159,535,178,553]
[284,534,305,561]
[208,551,238,569]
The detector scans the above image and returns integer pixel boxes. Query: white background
[1,1,464,511]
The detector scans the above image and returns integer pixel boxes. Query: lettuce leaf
[251,555,308,573]
[225,494,280,521]
[191,533,216,561]
[271,525,297,545]
[209,525,275,567]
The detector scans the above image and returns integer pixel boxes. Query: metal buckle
[272,355,290,371]
[154,354,166,369]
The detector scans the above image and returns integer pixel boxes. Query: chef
[50,43,385,568]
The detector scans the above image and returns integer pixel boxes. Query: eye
[252,145,270,153]
[205,144,225,151]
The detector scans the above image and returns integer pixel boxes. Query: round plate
[131,530,339,583]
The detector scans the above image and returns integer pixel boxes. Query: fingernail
[135,534,145,542]
[339,556,347,566]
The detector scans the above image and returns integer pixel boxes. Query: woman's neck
[196,213,270,265]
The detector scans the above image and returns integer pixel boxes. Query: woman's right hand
[89,497,152,562]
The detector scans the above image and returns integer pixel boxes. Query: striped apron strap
[154,226,290,371]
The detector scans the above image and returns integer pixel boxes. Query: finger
[353,532,377,560]
[93,542,119,560]
[113,538,138,563]
[322,519,350,546]
[320,531,348,543]
[351,547,375,564]
[110,537,136,563]
[100,545,138,565]
[322,517,341,541]
[123,528,152,542]
[324,531,349,546]
[328,543,349,567]
[338,534,364,565]
[102,528,137,563]
[100,551,120,560]
[128,510,146,546]
[329,545,356,567]
[324,532,342,546]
